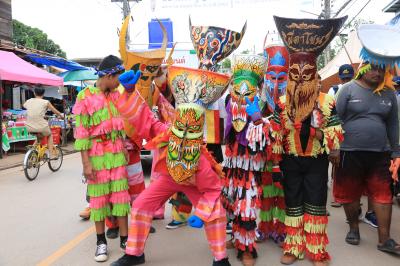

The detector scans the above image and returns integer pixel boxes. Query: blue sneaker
[362,211,378,228]
[166,220,186,229]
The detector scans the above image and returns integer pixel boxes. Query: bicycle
[23,131,64,181]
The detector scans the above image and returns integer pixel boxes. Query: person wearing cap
[333,23,400,256]
[327,64,354,97]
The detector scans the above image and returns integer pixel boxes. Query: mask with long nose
[264,45,289,114]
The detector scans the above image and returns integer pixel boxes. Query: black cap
[338,64,354,79]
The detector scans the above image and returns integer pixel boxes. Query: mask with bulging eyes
[230,55,267,132]
[167,103,205,183]
[285,52,319,123]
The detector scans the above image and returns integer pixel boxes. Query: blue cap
[338,64,354,79]
[393,76,400,85]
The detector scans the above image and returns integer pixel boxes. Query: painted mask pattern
[167,103,205,183]
[230,55,267,132]
[264,45,289,114]
[190,18,247,71]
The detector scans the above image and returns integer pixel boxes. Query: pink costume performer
[73,86,131,222]
[111,64,232,266]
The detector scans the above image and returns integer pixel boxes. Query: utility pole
[323,0,332,66]
[111,0,141,42]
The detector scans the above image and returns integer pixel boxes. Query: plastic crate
[40,127,61,145]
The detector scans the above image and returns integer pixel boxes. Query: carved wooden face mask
[285,52,318,123]
[167,103,205,183]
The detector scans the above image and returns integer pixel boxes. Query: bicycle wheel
[23,149,40,181]
[48,146,63,172]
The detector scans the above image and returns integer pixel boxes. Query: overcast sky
[12,0,396,59]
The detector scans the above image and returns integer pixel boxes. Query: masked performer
[257,40,289,244]
[334,24,400,256]
[166,19,247,229]
[74,55,131,262]
[272,16,347,266]
[104,16,171,237]
[221,54,274,266]
[111,62,232,265]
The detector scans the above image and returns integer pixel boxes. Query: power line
[334,0,353,17]
[339,0,372,34]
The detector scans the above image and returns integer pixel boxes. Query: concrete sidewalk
[0,142,76,171]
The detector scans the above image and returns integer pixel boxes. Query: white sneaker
[94,243,108,262]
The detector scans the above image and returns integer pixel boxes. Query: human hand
[245,96,262,122]
[328,149,340,167]
[188,215,204,228]
[389,158,400,182]
[119,70,142,93]
[123,148,130,163]
[83,162,95,181]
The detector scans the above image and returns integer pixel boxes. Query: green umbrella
[58,69,98,82]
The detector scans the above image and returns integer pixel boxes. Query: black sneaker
[110,254,145,266]
[94,242,108,262]
[150,226,156,234]
[120,238,127,251]
[213,258,231,266]
[226,223,232,234]
[106,227,119,239]
[345,229,360,245]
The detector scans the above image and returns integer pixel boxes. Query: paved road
[0,153,399,266]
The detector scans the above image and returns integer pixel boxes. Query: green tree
[12,20,67,58]
[222,58,231,69]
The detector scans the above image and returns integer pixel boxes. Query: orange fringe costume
[116,90,228,261]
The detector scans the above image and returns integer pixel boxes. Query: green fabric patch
[90,206,111,222]
[259,210,274,222]
[74,138,92,151]
[88,183,110,197]
[90,152,127,171]
[273,207,286,223]
[112,203,130,217]
[111,179,129,193]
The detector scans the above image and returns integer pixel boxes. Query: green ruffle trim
[77,86,99,101]
[88,183,110,197]
[260,210,274,222]
[90,152,127,171]
[273,208,286,223]
[90,206,111,222]
[112,203,130,217]
[74,138,92,151]
[263,185,285,197]
[75,114,90,128]
[111,179,129,193]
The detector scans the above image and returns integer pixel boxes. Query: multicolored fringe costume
[221,55,273,259]
[272,15,346,262]
[258,43,289,244]
[116,90,228,261]
[73,86,130,222]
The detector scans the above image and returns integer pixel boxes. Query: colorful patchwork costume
[221,54,274,264]
[110,61,232,265]
[271,16,346,262]
[73,86,131,222]
[168,19,247,224]
[258,38,290,244]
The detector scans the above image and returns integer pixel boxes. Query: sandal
[345,229,360,245]
[377,238,400,255]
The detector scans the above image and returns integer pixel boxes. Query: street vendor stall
[0,50,63,157]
